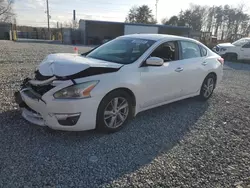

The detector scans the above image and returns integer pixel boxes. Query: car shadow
[224,61,250,71]
[0,97,209,187]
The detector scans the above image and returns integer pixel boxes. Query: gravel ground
[0,41,249,188]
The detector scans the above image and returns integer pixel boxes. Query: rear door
[176,40,207,97]
[240,42,250,60]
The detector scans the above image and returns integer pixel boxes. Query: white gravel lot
[0,41,249,188]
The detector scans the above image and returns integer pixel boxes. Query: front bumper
[14,83,100,131]
[212,47,227,56]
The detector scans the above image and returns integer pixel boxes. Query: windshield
[86,38,156,64]
[232,39,250,46]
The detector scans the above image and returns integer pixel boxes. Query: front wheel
[96,90,133,133]
[199,75,216,100]
[224,53,237,61]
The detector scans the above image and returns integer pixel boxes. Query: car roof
[119,34,196,42]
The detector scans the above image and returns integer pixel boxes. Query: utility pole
[73,10,76,29]
[46,0,50,39]
[155,0,159,22]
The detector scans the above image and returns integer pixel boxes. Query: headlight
[221,48,227,51]
[53,81,99,99]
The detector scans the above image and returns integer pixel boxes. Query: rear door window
[180,41,201,59]
[200,46,208,56]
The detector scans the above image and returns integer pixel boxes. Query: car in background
[213,38,250,61]
[14,34,224,133]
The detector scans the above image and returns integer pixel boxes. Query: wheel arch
[98,87,137,117]
[224,52,238,60]
[205,72,217,87]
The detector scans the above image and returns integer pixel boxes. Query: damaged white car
[15,34,223,132]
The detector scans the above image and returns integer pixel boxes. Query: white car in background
[213,38,250,61]
[15,34,223,133]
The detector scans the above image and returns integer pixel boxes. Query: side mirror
[146,57,164,66]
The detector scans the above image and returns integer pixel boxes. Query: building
[79,20,191,45]
[0,22,12,40]
[16,26,62,40]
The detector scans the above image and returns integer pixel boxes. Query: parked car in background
[213,38,250,60]
[14,34,224,133]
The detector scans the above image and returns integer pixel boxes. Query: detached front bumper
[14,80,100,131]
[15,89,47,126]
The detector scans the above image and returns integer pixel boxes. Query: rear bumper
[15,88,100,131]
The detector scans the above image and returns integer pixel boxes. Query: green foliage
[125,5,157,24]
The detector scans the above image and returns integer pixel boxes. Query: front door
[240,42,250,60]
[139,41,184,109]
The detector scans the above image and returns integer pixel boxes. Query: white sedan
[15,34,223,133]
[213,38,250,60]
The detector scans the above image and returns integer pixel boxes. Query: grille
[30,84,55,96]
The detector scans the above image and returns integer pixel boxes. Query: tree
[161,17,168,24]
[125,5,157,24]
[206,6,215,33]
[214,6,224,36]
[164,16,179,26]
[166,5,207,31]
[161,3,250,41]
[0,0,14,22]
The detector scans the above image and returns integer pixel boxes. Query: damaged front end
[15,72,56,106]
[14,71,84,128]
[14,71,58,126]
[14,53,123,129]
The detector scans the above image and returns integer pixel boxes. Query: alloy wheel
[203,78,214,98]
[104,97,129,129]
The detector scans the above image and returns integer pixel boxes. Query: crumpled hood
[217,43,235,48]
[38,53,123,77]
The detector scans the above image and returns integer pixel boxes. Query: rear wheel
[224,53,237,61]
[231,54,238,61]
[96,90,133,133]
[199,75,216,100]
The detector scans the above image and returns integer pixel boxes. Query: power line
[14,0,158,27]
[14,0,156,13]
[15,7,129,14]
[66,0,146,6]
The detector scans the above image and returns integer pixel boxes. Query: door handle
[202,61,208,66]
[175,67,184,72]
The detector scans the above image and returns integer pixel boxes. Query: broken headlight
[53,81,99,99]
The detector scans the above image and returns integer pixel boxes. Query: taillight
[218,57,224,65]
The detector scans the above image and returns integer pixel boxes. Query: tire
[230,54,237,61]
[96,90,133,133]
[198,74,216,101]
[223,54,230,61]
[224,53,237,61]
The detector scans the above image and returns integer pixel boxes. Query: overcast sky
[14,0,250,27]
